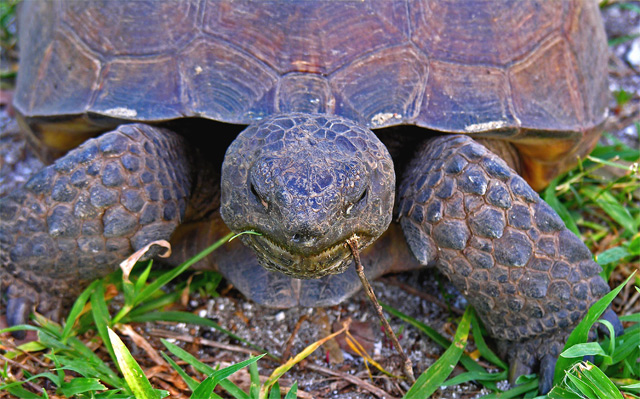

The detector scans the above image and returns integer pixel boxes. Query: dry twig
[303,362,399,399]
[346,236,416,384]
[148,329,267,358]
[282,314,308,361]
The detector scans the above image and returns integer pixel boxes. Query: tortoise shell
[14,0,608,189]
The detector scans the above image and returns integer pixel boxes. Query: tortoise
[0,0,621,393]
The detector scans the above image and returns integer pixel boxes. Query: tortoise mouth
[242,232,373,279]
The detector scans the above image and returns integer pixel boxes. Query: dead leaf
[119,240,171,281]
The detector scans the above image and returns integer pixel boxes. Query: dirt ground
[1,3,639,399]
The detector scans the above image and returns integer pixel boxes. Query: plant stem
[346,236,416,384]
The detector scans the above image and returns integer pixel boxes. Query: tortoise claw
[507,350,557,394]
[508,356,533,386]
[598,307,623,337]
[539,354,557,394]
[6,296,32,339]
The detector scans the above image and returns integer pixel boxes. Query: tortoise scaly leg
[1,124,192,326]
[398,135,619,394]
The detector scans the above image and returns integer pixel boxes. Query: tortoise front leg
[397,135,621,393]
[1,124,192,332]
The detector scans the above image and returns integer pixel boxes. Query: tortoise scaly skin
[398,135,616,389]
[1,124,192,321]
[1,1,620,393]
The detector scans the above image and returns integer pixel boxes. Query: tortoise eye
[357,189,368,204]
[250,183,269,209]
[346,189,367,216]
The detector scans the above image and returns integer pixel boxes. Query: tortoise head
[221,113,395,279]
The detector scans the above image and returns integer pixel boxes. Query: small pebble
[626,38,640,66]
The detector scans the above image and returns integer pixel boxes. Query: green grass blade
[108,327,161,399]
[553,273,634,385]
[470,308,507,370]
[135,232,233,305]
[581,186,638,234]
[621,382,640,389]
[189,355,264,399]
[560,342,607,358]
[578,362,624,399]
[5,386,42,398]
[91,282,117,367]
[629,234,640,255]
[161,351,200,391]
[60,378,107,396]
[596,246,630,265]
[619,313,640,322]
[0,324,41,335]
[481,378,538,398]
[212,355,265,384]
[129,311,274,359]
[128,273,221,317]
[67,336,121,386]
[608,33,640,46]
[269,381,281,399]
[190,375,218,399]
[544,180,581,236]
[443,370,507,386]
[403,306,472,399]
[61,280,100,342]
[49,355,65,391]
[381,303,459,349]
[161,339,216,374]
[32,312,63,336]
[135,262,153,293]
[0,372,62,396]
[611,329,640,363]
[161,339,249,399]
[250,361,261,398]
[548,384,587,399]
[565,369,597,398]
[37,329,71,351]
[284,382,298,399]
[381,303,495,386]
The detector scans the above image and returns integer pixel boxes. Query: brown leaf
[119,240,171,281]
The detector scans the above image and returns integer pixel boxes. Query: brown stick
[282,314,308,361]
[303,362,399,399]
[148,329,267,358]
[346,237,416,384]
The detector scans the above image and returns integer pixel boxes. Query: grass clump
[0,233,301,398]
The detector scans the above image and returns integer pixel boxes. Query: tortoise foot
[598,307,623,337]
[501,336,563,394]
[1,123,193,324]
[399,134,618,392]
[5,295,31,339]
